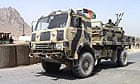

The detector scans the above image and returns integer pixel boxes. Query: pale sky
[0,0,140,37]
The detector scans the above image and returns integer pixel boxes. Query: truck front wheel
[41,59,61,73]
[117,49,128,67]
[73,52,95,78]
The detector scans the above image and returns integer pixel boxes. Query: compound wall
[0,44,40,68]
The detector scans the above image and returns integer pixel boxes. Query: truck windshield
[35,14,68,31]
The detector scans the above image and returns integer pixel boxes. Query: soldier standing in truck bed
[106,19,115,27]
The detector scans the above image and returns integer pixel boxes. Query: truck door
[83,21,91,42]
[70,16,82,57]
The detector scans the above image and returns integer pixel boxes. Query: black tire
[72,52,95,78]
[41,59,61,73]
[117,49,128,67]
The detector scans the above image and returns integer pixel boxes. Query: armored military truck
[30,8,134,77]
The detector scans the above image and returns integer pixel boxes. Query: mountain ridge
[0,7,31,39]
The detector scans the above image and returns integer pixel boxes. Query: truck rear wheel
[73,52,95,78]
[41,59,61,73]
[117,49,128,67]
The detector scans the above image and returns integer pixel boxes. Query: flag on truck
[83,8,96,19]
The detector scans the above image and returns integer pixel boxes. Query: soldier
[107,19,115,26]
[136,42,140,48]
[9,36,14,44]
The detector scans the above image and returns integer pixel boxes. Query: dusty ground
[0,49,140,84]
[128,48,140,54]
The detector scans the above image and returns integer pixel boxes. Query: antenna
[114,13,124,26]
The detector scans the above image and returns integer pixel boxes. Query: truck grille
[40,32,50,41]
[36,43,56,50]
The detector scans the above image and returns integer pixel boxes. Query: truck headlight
[56,43,63,50]
[63,42,69,47]
[31,44,36,49]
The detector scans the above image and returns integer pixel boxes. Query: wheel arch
[77,42,95,58]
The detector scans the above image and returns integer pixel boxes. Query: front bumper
[30,42,72,63]
[30,48,71,63]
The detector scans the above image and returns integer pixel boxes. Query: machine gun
[114,13,124,26]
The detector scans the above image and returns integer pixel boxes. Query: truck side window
[70,16,75,27]
[70,16,82,28]
[84,22,91,29]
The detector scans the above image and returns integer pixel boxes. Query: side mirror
[31,21,37,32]
[74,17,82,28]
[31,25,33,32]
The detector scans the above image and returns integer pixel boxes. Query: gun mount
[115,13,124,26]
